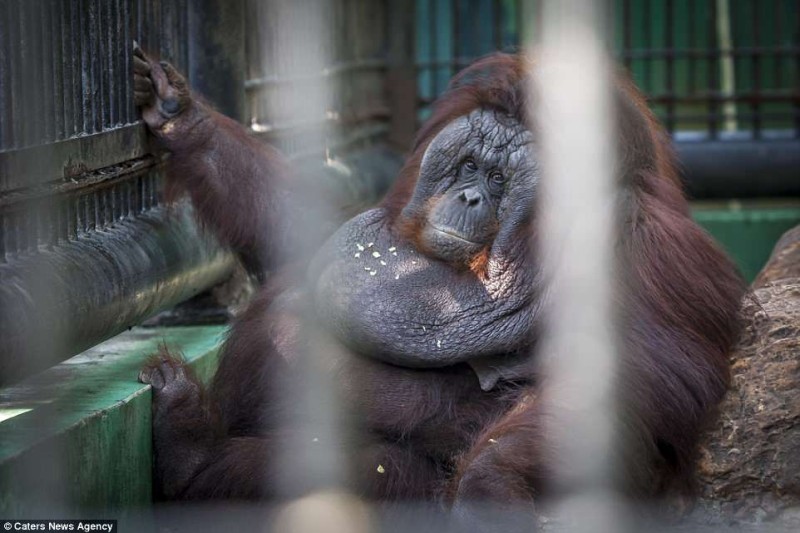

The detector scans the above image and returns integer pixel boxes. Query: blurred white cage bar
[532,0,625,532]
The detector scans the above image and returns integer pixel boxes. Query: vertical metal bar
[13,2,26,148]
[68,0,81,138]
[28,201,40,252]
[43,197,55,248]
[6,209,17,258]
[91,0,104,133]
[113,183,121,222]
[79,0,90,134]
[708,0,719,139]
[102,186,110,228]
[147,172,161,209]
[76,194,86,235]
[181,0,190,69]
[152,0,162,61]
[26,0,42,146]
[17,204,28,253]
[37,0,48,143]
[145,174,153,211]
[10,0,21,149]
[125,179,134,217]
[52,196,62,246]
[7,0,17,148]
[0,1,11,151]
[28,203,36,252]
[8,213,19,259]
[67,196,77,241]
[665,0,675,133]
[51,0,66,140]
[129,178,137,218]
[58,0,69,139]
[750,0,761,138]
[123,0,134,125]
[98,187,107,229]
[717,0,738,132]
[0,213,7,263]
[58,197,69,243]
[76,194,84,236]
[141,175,149,213]
[105,0,117,127]
[688,0,697,98]
[139,175,147,213]
[151,172,159,207]
[40,0,54,143]
[108,185,116,224]
[37,201,46,252]
[16,205,28,253]
[85,191,96,233]
[134,0,143,60]
[141,0,150,54]
[772,0,783,91]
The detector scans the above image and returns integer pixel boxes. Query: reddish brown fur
[138,52,745,521]
[468,248,491,279]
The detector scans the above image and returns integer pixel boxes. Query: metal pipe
[0,199,235,386]
[676,138,800,198]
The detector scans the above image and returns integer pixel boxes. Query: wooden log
[694,224,800,527]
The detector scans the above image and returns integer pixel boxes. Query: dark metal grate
[0,163,161,261]
[0,0,188,154]
[413,0,800,197]
[415,0,800,140]
[0,0,235,384]
[617,0,799,141]
[415,0,533,119]
[0,0,189,262]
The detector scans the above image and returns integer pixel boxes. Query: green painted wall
[693,201,800,282]
[0,326,225,517]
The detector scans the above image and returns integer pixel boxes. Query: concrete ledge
[0,325,225,516]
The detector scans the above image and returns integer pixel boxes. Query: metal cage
[414,0,800,197]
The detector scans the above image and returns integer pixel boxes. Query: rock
[753,225,800,289]
[693,225,800,527]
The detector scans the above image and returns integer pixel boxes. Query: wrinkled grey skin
[311,109,543,371]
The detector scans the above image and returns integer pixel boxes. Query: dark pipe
[677,139,800,199]
[0,201,235,386]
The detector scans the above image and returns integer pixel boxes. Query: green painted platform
[0,326,226,517]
